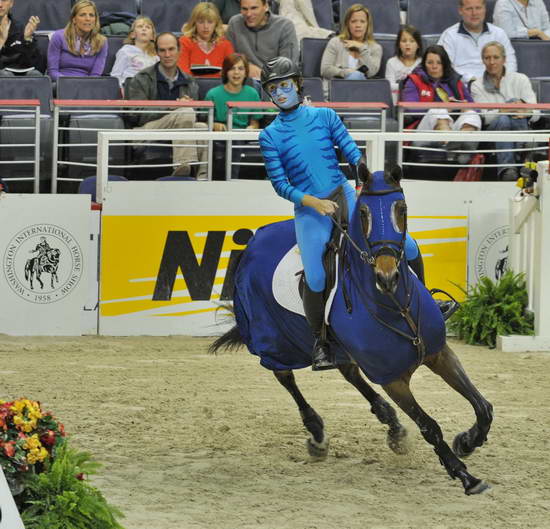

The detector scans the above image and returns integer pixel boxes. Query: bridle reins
[329,186,427,367]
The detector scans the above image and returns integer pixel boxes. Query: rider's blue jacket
[259,105,362,206]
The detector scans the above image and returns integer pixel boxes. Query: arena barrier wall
[0,194,92,335]
[499,161,550,352]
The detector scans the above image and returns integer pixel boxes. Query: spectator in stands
[210,0,240,25]
[110,16,159,90]
[0,177,7,192]
[206,53,261,130]
[206,53,261,178]
[438,0,516,83]
[278,0,334,41]
[320,4,382,82]
[493,0,550,40]
[401,45,481,158]
[126,32,208,178]
[385,24,423,104]
[226,0,299,80]
[0,0,43,76]
[47,0,108,81]
[471,41,539,180]
[178,2,234,78]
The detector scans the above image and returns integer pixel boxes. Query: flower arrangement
[0,398,66,493]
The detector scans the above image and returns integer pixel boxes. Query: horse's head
[48,249,61,262]
[355,166,407,294]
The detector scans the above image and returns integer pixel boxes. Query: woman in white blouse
[320,3,382,81]
[493,0,550,40]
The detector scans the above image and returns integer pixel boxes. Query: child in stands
[110,16,159,90]
[385,24,422,104]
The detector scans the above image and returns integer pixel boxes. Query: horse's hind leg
[337,363,408,454]
[383,376,489,495]
[273,369,328,460]
[425,344,493,458]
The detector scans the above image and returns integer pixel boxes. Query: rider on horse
[258,57,426,371]
[29,236,52,259]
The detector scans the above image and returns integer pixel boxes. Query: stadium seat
[312,0,335,31]
[300,38,329,78]
[512,40,550,79]
[302,78,325,102]
[376,35,398,79]
[406,0,460,37]
[140,0,196,33]
[93,0,138,15]
[12,0,71,32]
[339,0,401,36]
[196,78,223,100]
[56,76,125,180]
[537,79,550,102]
[0,76,54,184]
[35,33,50,74]
[78,174,128,202]
[103,35,126,75]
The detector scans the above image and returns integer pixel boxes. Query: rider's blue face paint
[267,79,300,110]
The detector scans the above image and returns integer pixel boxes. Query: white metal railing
[500,160,550,352]
[0,99,41,193]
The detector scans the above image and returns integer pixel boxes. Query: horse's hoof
[453,431,475,458]
[306,436,329,460]
[387,426,409,455]
[465,479,491,495]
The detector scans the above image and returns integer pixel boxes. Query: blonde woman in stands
[47,0,108,80]
[178,2,234,78]
[278,0,333,41]
[320,3,382,81]
[110,15,159,89]
[385,25,422,104]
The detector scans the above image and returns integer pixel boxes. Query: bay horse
[211,167,493,495]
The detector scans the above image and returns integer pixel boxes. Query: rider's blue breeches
[295,184,418,292]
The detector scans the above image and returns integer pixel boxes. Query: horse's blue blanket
[233,171,447,384]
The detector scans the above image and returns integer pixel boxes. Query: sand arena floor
[2,335,549,529]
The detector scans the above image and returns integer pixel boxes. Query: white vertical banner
[0,467,25,529]
[0,194,90,336]
[467,183,518,287]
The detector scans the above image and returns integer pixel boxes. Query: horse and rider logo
[474,226,509,282]
[3,225,83,304]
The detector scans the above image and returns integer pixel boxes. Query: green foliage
[20,443,125,529]
[448,270,534,348]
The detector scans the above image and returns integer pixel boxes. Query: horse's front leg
[425,344,493,458]
[383,377,489,495]
[337,363,408,454]
[273,369,328,460]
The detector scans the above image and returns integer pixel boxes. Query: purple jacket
[47,29,108,80]
[401,66,473,103]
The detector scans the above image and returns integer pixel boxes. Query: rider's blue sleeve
[405,233,418,260]
[259,128,305,206]
[325,108,362,166]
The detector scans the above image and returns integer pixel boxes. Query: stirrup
[312,338,337,371]
[430,288,460,321]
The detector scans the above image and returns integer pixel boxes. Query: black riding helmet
[260,56,303,94]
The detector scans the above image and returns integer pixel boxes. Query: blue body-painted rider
[258,57,424,371]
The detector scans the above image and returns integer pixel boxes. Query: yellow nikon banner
[99,180,515,336]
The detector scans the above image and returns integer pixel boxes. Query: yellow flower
[23,434,42,451]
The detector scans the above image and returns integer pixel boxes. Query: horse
[211,167,493,495]
[25,249,61,290]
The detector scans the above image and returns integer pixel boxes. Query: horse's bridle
[329,186,427,367]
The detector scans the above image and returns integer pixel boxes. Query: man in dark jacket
[0,0,43,75]
[126,32,207,178]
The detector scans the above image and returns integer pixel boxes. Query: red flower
[4,441,15,458]
[40,430,56,447]
[75,473,85,481]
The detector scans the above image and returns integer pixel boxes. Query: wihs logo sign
[152,228,254,301]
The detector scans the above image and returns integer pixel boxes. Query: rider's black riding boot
[303,284,335,371]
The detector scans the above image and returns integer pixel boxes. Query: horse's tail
[209,324,244,354]
[24,259,32,280]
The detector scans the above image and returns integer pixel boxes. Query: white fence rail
[499,161,550,352]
